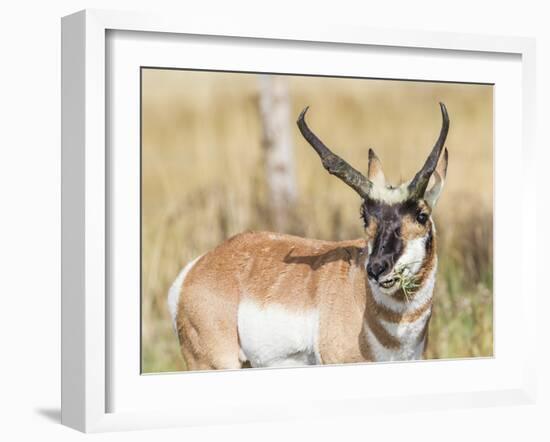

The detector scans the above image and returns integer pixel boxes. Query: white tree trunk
[258,75,297,231]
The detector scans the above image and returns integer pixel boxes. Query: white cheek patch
[394,235,428,275]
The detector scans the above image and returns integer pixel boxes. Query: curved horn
[408,102,450,199]
[297,107,372,199]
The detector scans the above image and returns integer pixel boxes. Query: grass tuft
[394,264,421,302]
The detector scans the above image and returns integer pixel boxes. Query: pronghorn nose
[367,260,389,281]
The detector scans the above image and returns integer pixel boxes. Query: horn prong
[297,107,372,199]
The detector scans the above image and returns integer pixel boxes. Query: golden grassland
[141,69,493,373]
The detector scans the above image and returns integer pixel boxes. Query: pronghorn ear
[424,148,448,209]
[368,149,386,187]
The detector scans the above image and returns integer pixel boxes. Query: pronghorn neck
[361,259,437,362]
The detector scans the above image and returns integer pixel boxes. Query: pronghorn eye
[416,212,428,225]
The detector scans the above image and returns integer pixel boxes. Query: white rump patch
[167,255,202,334]
[237,299,320,368]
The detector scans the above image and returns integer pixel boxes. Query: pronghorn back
[169,103,449,370]
[172,231,368,369]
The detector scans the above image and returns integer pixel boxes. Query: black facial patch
[361,198,421,228]
[361,198,424,277]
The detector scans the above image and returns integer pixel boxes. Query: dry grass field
[141,69,493,373]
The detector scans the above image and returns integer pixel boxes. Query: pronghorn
[168,103,450,370]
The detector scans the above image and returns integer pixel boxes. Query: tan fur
[400,201,431,240]
[411,219,437,294]
[177,232,372,367]
[175,229,435,369]
[366,288,432,323]
[365,308,402,349]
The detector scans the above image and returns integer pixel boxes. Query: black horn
[297,107,372,199]
[408,102,450,200]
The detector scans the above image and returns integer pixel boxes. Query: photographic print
[141,69,493,373]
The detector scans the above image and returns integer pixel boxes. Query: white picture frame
[61,9,537,433]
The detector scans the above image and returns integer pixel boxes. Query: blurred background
[141,68,493,373]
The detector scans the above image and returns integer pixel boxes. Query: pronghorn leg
[181,350,242,371]
[177,287,242,371]
[179,336,243,371]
